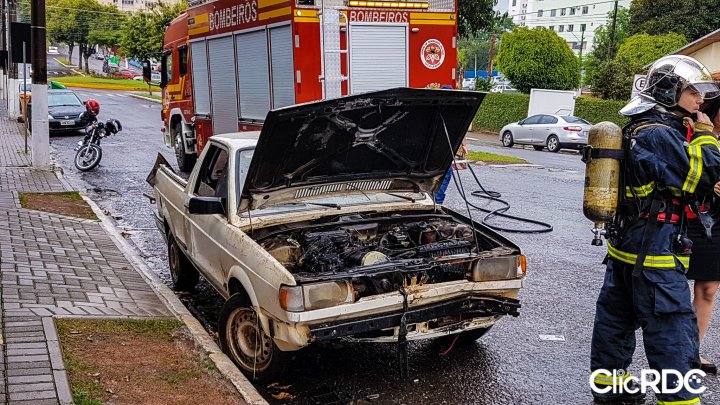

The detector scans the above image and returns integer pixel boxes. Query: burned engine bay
[257,213,517,298]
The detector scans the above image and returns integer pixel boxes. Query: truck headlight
[48,114,53,119]
[280,281,355,312]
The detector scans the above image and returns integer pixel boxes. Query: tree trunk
[78,44,83,70]
[84,51,90,74]
[487,33,496,83]
[68,43,74,64]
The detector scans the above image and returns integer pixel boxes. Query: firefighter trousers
[590,258,702,404]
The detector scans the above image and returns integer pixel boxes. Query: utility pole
[607,0,618,60]
[31,0,48,167]
[6,0,17,119]
[578,27,585,94]
[0,0,5,100]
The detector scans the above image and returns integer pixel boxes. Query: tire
[219,294,288,382]
[167,233,199,291]
[74,143,102,171]
[174,123,197,172]
[546,135,561,153]
[501,131,514,147]
[532,145,544,151]
[436,326,493,347]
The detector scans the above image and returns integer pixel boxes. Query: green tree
[590,32,688,100]
[47,0,121,71]
[615,32,688,73]
[629,0,720,43]
[458,0,496,37]
[494,27,580,93]
[583,7,630,85]
[119,1,186,60]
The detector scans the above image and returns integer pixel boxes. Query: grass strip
[467,150,527,164]
[55,76,161,91]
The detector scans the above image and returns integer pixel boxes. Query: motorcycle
[74,116,122,171]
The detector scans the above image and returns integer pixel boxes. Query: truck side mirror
[141,60,152,83]
[188,196,226,215]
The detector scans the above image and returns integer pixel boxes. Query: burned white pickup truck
[148,88,526,381]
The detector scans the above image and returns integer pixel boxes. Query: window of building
[512,0,516,6]
[559,25,564,32]
[568,24,573,32]
[122,0,132,4]
[537,9,543,16]
[560,8,566,15]
[580,23,586,32]
[582,5,588,14]
[549,25,554,30]
[550,9,556,16]
[569,7,575,15]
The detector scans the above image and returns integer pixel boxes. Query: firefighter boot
[592,380,646,404]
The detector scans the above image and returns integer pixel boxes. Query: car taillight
[563,126,583,132]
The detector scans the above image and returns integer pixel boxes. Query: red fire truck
[160,0,459,170]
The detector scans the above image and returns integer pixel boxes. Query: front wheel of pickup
[219,294,288,382]
[437,326,493,348]
[167,233,199,291]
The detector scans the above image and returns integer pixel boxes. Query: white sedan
[499,114,591,152]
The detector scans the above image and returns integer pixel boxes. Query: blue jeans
[435,168,453,204]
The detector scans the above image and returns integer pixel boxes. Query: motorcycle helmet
[105,118,122,134]
[85,99,100,116]
[620,55,720,116]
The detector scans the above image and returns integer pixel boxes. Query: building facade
[524,0,631,54]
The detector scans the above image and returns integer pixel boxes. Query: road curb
[53,57,78,69]
[52,169,268,405]
[57,82,162,91]
[129,93,162,103]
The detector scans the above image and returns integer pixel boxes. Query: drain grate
[307,386,352,405]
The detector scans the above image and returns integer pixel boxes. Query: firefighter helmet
[620,55,720,116]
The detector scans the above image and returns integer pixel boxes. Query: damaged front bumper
[310,294,520,343]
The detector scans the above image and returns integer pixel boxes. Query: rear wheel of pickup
[167,234,199,291]
[219,294,288,382]
[437,326,493,348]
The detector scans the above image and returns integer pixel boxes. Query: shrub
[472,93,630,132]
[475,78,492,91]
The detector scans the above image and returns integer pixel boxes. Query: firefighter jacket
[608,108,720,270]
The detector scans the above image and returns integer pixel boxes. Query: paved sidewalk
[0,100,175,404]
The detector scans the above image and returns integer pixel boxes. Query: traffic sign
[631,74,647,98]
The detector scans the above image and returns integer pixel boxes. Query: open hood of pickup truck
[240,88,485,211]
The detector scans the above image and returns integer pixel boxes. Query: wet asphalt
[48,89,720,405]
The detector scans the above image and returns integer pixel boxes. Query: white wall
[524,0,631,54]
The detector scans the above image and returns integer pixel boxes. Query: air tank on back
[582,121,623,245]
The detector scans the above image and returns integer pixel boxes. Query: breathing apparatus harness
[609,117,705,276]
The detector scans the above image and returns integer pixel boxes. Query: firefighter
[590,55,720,404]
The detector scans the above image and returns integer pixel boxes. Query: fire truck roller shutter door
[349,24,407,94]
[208,36,239,135]
[270,25,295,109]
[191,41,211,115]
[236,30,270,121]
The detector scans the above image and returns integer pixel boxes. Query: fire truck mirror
[142,60,152,83]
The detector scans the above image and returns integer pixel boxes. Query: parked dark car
[27,90,93,134]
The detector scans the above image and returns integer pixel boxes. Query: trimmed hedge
[473,92,630,132]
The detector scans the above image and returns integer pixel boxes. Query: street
[48,89,720,404]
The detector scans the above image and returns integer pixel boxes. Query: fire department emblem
[421,39,445,70]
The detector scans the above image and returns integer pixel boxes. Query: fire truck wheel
[174,124,197,172]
